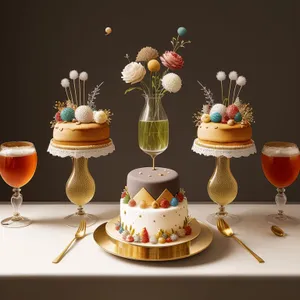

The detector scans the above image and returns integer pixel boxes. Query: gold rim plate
[93,220,213,261]
[106,216,201,248]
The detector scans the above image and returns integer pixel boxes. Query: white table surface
[0,203,299,300]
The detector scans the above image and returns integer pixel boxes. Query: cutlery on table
[217,218,265,264]
[271,225,285,237]
[52,220,86,264]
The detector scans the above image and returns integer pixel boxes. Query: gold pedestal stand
[65,157,97,227]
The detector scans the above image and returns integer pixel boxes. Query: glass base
[267,214,300,226]
[1,216,32,228]
[64,212,97,228]
[207,212,240,226]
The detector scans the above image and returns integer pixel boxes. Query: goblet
[206,156,239,225]
[0,141,37,228]
[261,142,300,225]
[138,95,169,170]
[64,157,97,227]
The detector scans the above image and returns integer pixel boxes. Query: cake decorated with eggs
[115,167,194,244]
[50,70,112,148]
[195,71,254,148]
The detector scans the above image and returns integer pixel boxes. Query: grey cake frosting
[127,167,180,199]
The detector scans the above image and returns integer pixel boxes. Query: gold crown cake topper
[50,70,112,127]
[194,71,254,127]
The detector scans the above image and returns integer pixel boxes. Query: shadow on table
[108,224,234,267]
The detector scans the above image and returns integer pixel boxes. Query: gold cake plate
[106,217,201,248]
[93,218,213,261]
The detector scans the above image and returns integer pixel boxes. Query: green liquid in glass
[138,120,169,155]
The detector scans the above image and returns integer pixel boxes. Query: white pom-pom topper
[61,78,70,88]
[75,105,94,123]
[161,73,182,93]
[216,71,226,81]
[210,103,227,117]
[229,71,238,81]
[94,110,108,124]
[79,71,88,81]
[236,76,247,86]
[69,70,79,80]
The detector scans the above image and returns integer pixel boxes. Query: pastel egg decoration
[201,113,210,123]
[177,26,187,36]
[75,105,94,123]
[226,104,239,119]
[210,103,227,117]
[234,112,242,122]
[94,110,108,124]
[170,197,179,207]
[60,107,75,122]
[55,111,62,122]
[210,112,222,123]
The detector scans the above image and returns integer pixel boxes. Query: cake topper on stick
[61,78,74,103]
[69,70,79,106]
[228,71,238,103]
[79,72,88,105]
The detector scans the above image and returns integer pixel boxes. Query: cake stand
[192,138,256,225]
[47,139,115,227]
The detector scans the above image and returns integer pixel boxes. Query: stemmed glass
[261,142,299,225]
[0,141,37,228]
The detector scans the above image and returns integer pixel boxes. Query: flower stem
[236,86,243,99]
[232,83,237,103]
[228,80,232,104]
[221,81,224,104]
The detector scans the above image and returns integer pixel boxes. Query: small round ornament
[177,27,187,36]
[170,233,178,241]
[150,235,158,244]
[133,234,141,243]
[176,192,184,202]
[94,110,108,124]
[160,199,170,208]
[158,237,166,244]
[184,225,192,235]
[128,199,136,207]
[227,119,235,126]
[234,112,242,122]
[226,104,239,119]
[201,114,211,123]
[222,114,229,124]
[55,111,62,122]
[105,27,112,35]
[177,228,186,237]
[210,103,227,117]
[170,197,179,207]
[140,200,147,209]
[122,230,129,240]
[75,105,94,123]
[122,194,130,204]
[126,235,134,242]
[60,107,75,122]
[166,237,172,243]
[152,201,159,209]
[147,59,160,72]
[210,112,222,123]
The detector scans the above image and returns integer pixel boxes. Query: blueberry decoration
[210,112,222,123]
[170,197,179,207]
[234,112,242,122]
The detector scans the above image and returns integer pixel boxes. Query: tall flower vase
[138,95,169,170]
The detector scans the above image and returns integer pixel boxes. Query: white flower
[229,71,238,80]
[75,105,93,123]
[61,78,70,88]
[121,62,146,84]
[69,70,79,80]
[216,71,226,81]
[79,71,88,81]
[161,73,182,93]
[236,76,246,86]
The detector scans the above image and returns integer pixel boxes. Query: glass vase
[138,95,169,169]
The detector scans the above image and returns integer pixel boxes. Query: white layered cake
[115,167,193,244]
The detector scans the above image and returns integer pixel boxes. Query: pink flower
[160,51,184,70]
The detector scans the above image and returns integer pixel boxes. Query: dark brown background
[0,0,299,202]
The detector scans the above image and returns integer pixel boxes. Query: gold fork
[52,220,86,264]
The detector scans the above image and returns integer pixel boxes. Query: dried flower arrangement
[50,70,112,127]
[194,71,254,127]
[121,27,191,98]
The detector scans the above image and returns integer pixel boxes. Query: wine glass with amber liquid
[138,95,169,170]
[0,141,37,228]
[261,142,300,225]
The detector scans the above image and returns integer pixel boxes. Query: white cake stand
[192,138,256,225]
[47,139,115,227]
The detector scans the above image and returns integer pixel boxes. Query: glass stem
[11,188,23,221]
[275,188,287,216]
[151,155,156,170]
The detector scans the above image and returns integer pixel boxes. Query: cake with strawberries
[50,70,112,148]
[115,167,195,244]
[194,71,254,148]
